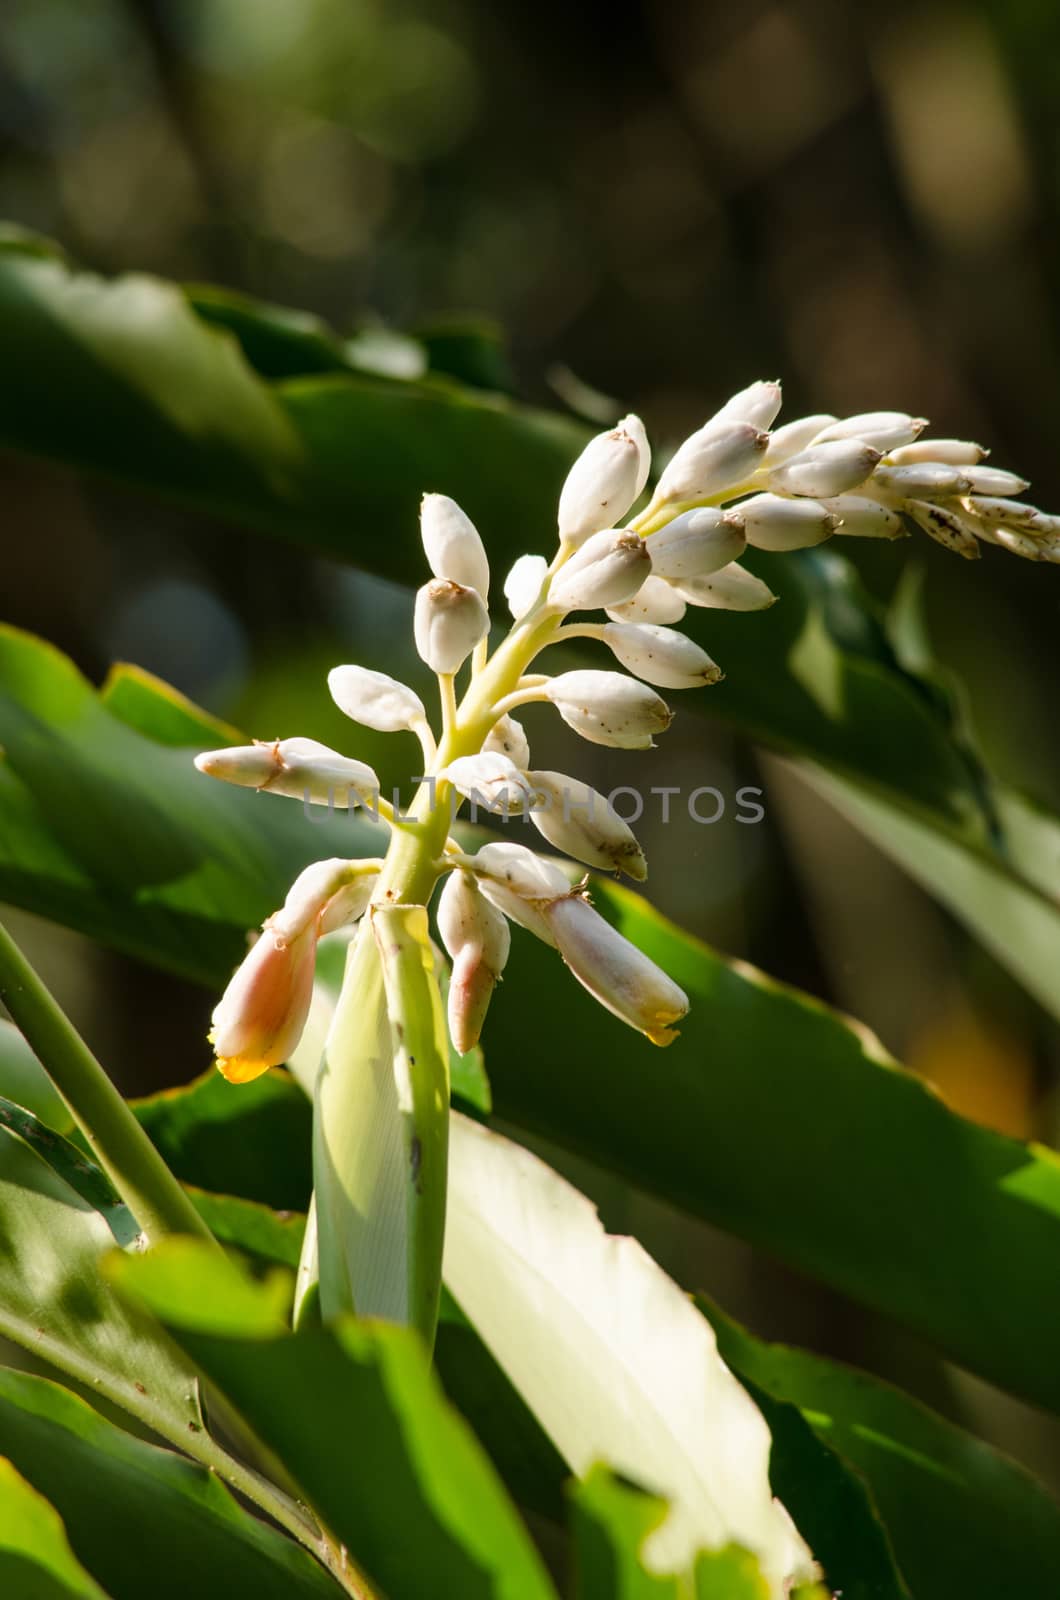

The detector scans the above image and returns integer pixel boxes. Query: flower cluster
[196,380,1056,1083]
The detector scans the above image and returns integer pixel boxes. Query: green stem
[0,919,216,1249]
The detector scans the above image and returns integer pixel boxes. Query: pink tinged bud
[548,530,651,612]
[709,379,783,431]
[647,508,746,579]
[606,574,687,625]
[329,665,426,733]
[543,669,673,749]
[812,412,926,454]
[483,713,530,768]
[420,493,490,599]
[871,464,971,499]
[905,500,980,559]
[763,414,837,466]
[526,769,647,880]
[887,438,986,467]
[767,439,881,498]
[558,415,650,545]
[823,496,906,540]
[438,870,510,1054]
[210,856,376,1082]
[654,421,768,505]
[504,554,549,618]
[598,622,722,689]
[739,493,838,552]
[195,737,380,807]
[673,563,777,611]
[414,579,490,675]
[473,842,572,946]
[445,752,532,815]
[544,895,689,1046]
[210,923,318,1083]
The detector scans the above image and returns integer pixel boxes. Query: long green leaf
[111,1240,559,1600]
[700,1296,1060,1600]
[0,1369,337,1600]
[0,1456,109,1599]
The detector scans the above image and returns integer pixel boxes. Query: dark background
[2,0,1059,1487]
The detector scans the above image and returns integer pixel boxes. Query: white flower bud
[195,737,380,808]
[527,770,647,880]
[647,508,746,579]
[887,438,986,466]
[654,421,768,505]
[597,622,722,689]
[673,563,777,611]
[905,500,980,559]
[558,415,650,544]
[739,493,838,551]
[767,439,881,498]
[822,496,906,540]
[483,713,530,768]
[329,665,427,734]
[813,412,926,454]
[318,870,381,934]
[763,414,837,466]
[549,530,651,612]
[987,526,1046,560]
[414,578,490,674]
[964,496,1044,531]
[960,467,1029,497]
[445,752,532,815]
[437,870,510,1054]
[544,895,689,1046]
[544,669,673,749]
[272,857,362,941]
[709,379,783,430]
[606,574,687,625]
[504,553,548,618]
[420,494,490,599]
[871,464,971,499]
[473,842,572,946]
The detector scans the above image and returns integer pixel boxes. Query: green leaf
[483,882,1060,1413]
[799,762,1060,1022]
[443,1115,814,1593]
[112,1241,559,1600]
[0,1123,325,1562]
[0,1369,337,1600]
[693,1547,771,1600]
[185,1187,305,1270]
[0,1456,109,1599]
[0,1020,73,1131]
[132,1067,312,1212]
[702,1349,910,1600]
[0,1097,138,1247]
[569,1468,680,1599]
[435,1290,569,1526]
[701,1297,1060,1600]
[0,625,382,987]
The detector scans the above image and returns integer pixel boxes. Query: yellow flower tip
[646,1024,680,1047]
[215,1053,274,1084]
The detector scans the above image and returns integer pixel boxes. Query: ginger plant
[194,379,1058,1342]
